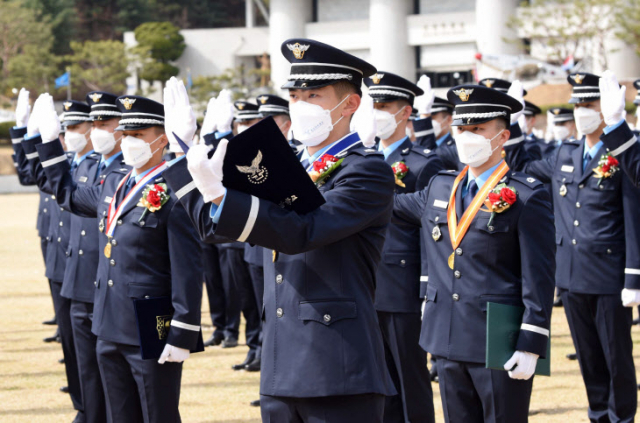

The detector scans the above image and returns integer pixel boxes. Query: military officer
[504,72,640,423]
[365,71,442,423]
[522,100,544,158]
[19,95,85,420]
[165,38,396,422]
[545,107,576,157]
[33,90,204,423]
[394,84,555,423]
[597,73,640,188]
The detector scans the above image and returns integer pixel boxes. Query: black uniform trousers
[51,280,83,411]
[260,393,385,423]
[215,247,242,340]
[201,243,227,335]
[435,357,533,423]
[377,311,434,423]
[219,247,260,354]
[70,300,106,423]
[41,238,57,321]
[247,263,264,357]
[560,291,637,423]
[96,338,183,423]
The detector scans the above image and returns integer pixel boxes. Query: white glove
[518,114,528,134]
[39,94,61,143]
[504,350,538,380]
[200,96,218,136]
[599,70,626,127]
[415,75,435,116]
[27,93,47,137]
[187,138,228,203]
[350,93,377,148]
[621,288,640,307]
[507,80,525,125]
[213,89,234,134]
[15,88,31,128]
[164,77,197,153]
[158,343,190,364]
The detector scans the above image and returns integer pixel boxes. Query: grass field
[1,193,638,422]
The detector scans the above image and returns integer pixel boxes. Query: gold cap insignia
[258,96,268,105]
[90,93,103,103]
[571,74,584,84]
[371,73,384,84]
[119,98,136,110]
[553,109,560,115]
[63,102,73,111]
[155,316,171,340]
[286,42,310,60]
[453,88,474,102]
[237,103,245,110]
[483,79,495,88]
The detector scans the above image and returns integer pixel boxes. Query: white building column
[369,0,415,81]
[269,0,313,93]
[475,0,521,55]
[602,36,640,80]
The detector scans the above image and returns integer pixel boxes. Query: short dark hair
[495,117,508,130]
[332,80,361,99]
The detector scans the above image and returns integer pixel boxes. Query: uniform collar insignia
[287,42,310,60]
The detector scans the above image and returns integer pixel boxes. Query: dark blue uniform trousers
[260,393,385,423]
[215,247,243,340]
[219,247,260,355]
[201,243,227,335]
[560,291,637,423]
[435,357,533,423]
[247,263,264,357]
[377,311,434,423]
[70,300,106,423]
[96,339,182,423]
[51,280,83,411]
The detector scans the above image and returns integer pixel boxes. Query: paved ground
[1,193,638,422]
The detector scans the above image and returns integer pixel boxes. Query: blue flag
[186,71,193,90]
[55,72,70,89]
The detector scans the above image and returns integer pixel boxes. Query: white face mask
[237,124,250,134]
[432,119,442,139]
[289,95,350,147]
[91,128,121,155]
[553,125,570,142]
[574,107,602,135]
[453,129,504,168]
[374,108,404,140]
[65,129,90,153]
[121,134,163,169]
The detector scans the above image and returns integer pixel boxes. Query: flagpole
[66,67,71,100]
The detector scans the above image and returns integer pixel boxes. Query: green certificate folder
[486,302,551,376]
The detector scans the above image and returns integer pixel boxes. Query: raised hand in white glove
[158,344,190,364]
[39,94,61,143]
[200,96,218,136]
[15,88,31,128]
[507,80,525,125]
[599,70,626,127]
[504,350,538,380]
[27,93,47,137]
[213,89,234,134]
[164,77,197,153]
[350,93,377,148]
[621,288,640,307]
[415,75,435,116]
[187,138,228,203]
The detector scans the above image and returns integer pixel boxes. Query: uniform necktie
[301,158,310,170]
[123,177,135,197]
[70,161,78,174]
[583,152,591,172]
[463,179,478,211]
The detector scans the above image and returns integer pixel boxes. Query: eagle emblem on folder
[287,43,310,60]
[156,315,171,340]
[119,97,136,110]
[236,150,269,184]
[453,88,474,102]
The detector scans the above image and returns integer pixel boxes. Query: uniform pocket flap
[426,284,437,302]
[127,282,170,299]
[298,300,357,326]
[132,210,160,228]
[479,294,522,311]
[383,252,421,266]
[427,211,448,224]
[584,241,623,254]
[476,218,509,233]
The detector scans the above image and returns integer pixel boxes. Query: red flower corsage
[485,184,517,228]
[391,161,409,188]
[593,152,619,186]
[308,154,344,187]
